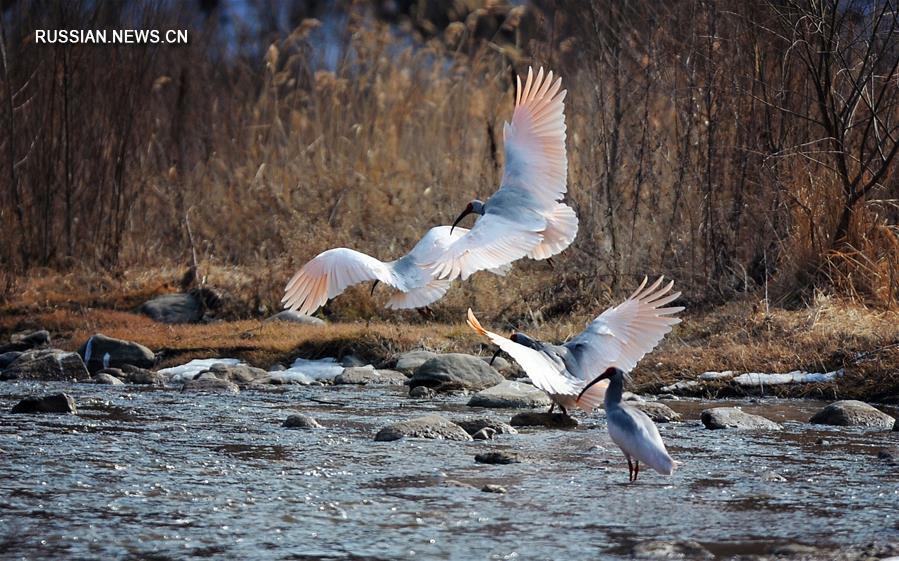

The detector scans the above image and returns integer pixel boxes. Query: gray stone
[509,411,578,429]
[394,350,438,373]
[472,427,497,440]
[182,376,240,394]
[0,351,23,369]
[483,355,516,376]
[660,380,699,393]
[266,310,325,326]
[374,414,472,442]
[481,484,507,493]
[809,400,895,429]
[701,407,782,430]
[93,372,125,385]
[334,367,408,385]
[467,380,552,409]
[140,293,202,323]
[78,333,155,372]
[762,470,787,482]
[474,451,522,464]
[11,393,76,414]
[631,401,681,423]
[409,386,435,399]
[0,330,51,353]
[1,349,89,382]
[202,363,269,385]
[454,417,518,438]
[283,414,323,429]
[410,353,504,392]
[121,365,167,386]
[631,540,713,560]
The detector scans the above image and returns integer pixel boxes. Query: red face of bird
[577,366,622,402]
[450,200,485,234]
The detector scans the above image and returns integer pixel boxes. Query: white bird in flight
[578,367,675,482]
[432,67,578,281]
[466,277,683,414]
[282,226,508,316]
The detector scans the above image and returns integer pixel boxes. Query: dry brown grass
[2,268,897,400]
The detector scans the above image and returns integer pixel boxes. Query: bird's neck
[604,375,624,410]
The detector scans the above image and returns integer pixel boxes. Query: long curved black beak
[450,207,473,235]
[489,347,503,366]
[370,280,380,296]
[577,367,618,402]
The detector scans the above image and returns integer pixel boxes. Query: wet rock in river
[809,400,895,429]
[11,393,77,414]
[0,351,23,369]
[0,330,51,354]
[455,417,518,438]
[631,540,713,560]
[467,380,552,409]
[78,333,155,372]
[408,386,436,399]
[700,407,782,430]
[374,414,472,442]
[876,447,899,464]
[121,365,167,386]
[202,363,269,385]
[394,350,438,374]
[475,451,523,464]
[265,310,325,326]
[182,375,240,394]
[1,349,90,382]
[283,414,323,429]
[481,484,507,494]
[92,371,125,385]
[140,291,214,324]
[631,401,681,423]
[334,366,408,385]
[509,411,578,429]
[409,353,503,392]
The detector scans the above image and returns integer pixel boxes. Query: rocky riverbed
[1,358,898,560]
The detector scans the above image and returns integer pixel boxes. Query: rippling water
[1,380,897,560]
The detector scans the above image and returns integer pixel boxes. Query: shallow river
[1,381,897,560]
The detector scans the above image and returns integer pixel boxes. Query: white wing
[501,67,568,209]
[387,278,451,309]
[281,248,402,315]
[466,309,580,398]
[566,276,684,376]
[432,216,543,281]
[527,202,578,260]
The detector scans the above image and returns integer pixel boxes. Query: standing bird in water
[466,277,683,414]
[282,226,509,316]
[431,67,578,280]
[578,367,675,482]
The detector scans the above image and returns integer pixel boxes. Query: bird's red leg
[634,461,640,482]
[627,456,634,482]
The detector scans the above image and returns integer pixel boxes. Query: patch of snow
[267,357,344,385]
[661,380,699,392]
[159,358,242,383]
[732,369,844,386]
[699,370,734,381]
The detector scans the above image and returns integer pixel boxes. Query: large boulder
[374,414,472,442]
[0,351,23,369]
[454,417,518,438]
[200,363,270,385]
[394,350,438,374]
[120,364,167,386]
[78,334,155,372]
[409,354,503,392]
[467,380,552,409]
[0,330,51,353]
[140,293,201,323]
[266,310,325,326]
[631,401,682,423]
[809,400,895,429]
[1,349,89,382]
[11,393,76,414]
[334,367,408,385]
[701,407,781,430]
[182,375,240,394]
